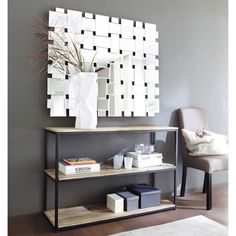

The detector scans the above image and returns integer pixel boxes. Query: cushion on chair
[181,128,228,156]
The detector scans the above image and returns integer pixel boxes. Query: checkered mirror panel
[47,8,159,117]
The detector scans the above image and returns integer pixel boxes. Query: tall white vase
[71,72,98,129]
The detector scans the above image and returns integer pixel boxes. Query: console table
[43,126,178,231]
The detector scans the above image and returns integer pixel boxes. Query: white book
[59,162,100,175]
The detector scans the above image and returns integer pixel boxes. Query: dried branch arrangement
[33,18,96,75]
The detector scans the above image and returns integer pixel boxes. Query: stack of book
[126,152,163,168]
[59,157,100,175]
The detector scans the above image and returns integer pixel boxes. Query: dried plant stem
[33,17,96,76]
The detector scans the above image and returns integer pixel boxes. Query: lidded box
[106,193,124,213]
[116,191,139,211]
[128,183,161,208]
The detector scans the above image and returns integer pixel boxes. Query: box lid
[128,184,161,195]
[126,152,163,160]
[116,191,139,200]
[107,193,123,201]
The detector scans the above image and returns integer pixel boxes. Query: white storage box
[126,152,163,168]
[126,152,162,159]
[106,193,124,213]
[132,157,163,168]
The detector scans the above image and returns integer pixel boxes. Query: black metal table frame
[43,128,178,231]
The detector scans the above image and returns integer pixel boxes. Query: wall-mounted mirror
[47,8,159,117]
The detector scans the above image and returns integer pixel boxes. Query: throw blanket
[182,128,228,156]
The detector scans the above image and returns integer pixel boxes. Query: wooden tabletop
[45,126,178,134]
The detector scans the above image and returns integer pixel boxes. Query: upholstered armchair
[178,107,228,210]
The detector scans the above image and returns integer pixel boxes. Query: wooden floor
[9,184,228,236]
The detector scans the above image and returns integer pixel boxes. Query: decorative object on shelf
[42,7,159,117]
[128,183,161,208]
[126,152,163,168]
[135,143,145,154]
[70,72,98,128]
[106,193,124,213]
[134,144,155,154]
[59,161,100,175]
[113,154,124,169]
[116,191,139,211]
[124,156,133,169]
[143,144,155,154]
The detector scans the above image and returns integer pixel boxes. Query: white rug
[110,215,227,236]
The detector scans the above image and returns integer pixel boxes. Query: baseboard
[8,212,43,220]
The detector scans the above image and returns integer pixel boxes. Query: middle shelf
[45,163,176,181]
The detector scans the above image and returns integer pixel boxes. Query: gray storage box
[128,183,161,208]
[116,191,139,211]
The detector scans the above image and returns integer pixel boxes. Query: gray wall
[8,0,228,217]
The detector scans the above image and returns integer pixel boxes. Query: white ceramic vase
[71,72,98,129]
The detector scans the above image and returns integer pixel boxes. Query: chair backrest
[178,107,209,161]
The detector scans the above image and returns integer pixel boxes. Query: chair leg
[206,173,212,210]
[180,166,187,197]
[202,172,207,193]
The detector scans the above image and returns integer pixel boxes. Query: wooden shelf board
[44,200,175,228]
[45,164,176,181]
[45,126,178,133]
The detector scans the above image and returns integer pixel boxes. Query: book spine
[59,163,100,175]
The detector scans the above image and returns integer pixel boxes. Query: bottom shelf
[44,200,175,229]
